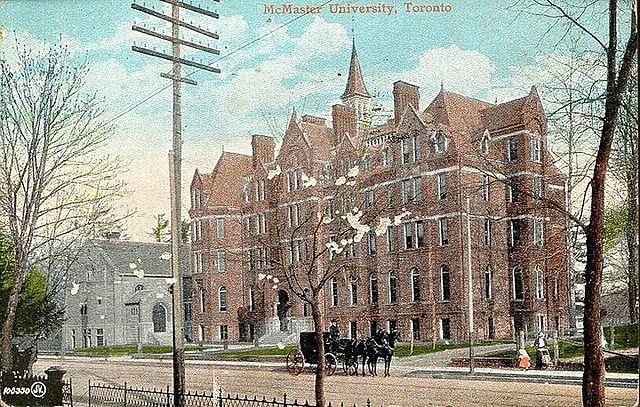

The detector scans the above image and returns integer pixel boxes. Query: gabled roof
[88,239,173,277]
[423,89,493,134]
[198,151,253,208]
[341,40,370,100]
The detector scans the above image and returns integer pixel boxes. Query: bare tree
[249,153,407,407]
[522,1,637,405]
[0,41,127,371]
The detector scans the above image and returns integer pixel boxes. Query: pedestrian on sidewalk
[534,331,550,370]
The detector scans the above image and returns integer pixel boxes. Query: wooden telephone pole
[131,1,220,405]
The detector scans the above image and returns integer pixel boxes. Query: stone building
[189,43,570,344]
[61,234,192,349]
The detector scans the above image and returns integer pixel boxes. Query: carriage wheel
[324,353,337,376]
[286,348,305,376]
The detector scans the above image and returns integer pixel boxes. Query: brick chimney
[393,81,420,124]
[331,104,357,144]
[251,134,275,167]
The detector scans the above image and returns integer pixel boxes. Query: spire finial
[440,80,444,91]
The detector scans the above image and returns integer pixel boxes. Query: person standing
[534,331,549,369]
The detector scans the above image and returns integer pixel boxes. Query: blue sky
[0,0,601,239]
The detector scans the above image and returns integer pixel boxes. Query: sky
[0,0,607,241]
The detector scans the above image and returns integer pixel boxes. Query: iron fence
[87,382,378,407]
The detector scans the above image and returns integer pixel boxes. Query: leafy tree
[0,239,62,346]
[150,214,170,242]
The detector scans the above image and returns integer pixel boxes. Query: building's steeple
[341,39,370,101]
[340,39,370,134]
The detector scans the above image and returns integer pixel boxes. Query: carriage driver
[329,320,340,342]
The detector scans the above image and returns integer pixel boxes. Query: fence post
[123,381,127,407]
[218,387,223,407]
[88,379,91,407]
[283,393,287,407]
[167,385,171,407]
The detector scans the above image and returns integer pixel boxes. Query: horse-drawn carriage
[285,332,338,376]
[285,329,400,377]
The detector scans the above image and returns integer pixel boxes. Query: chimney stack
[331,104,357,145]
[393,81,420,124]
[251,134,275,167]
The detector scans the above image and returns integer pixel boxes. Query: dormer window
[434,131,446,153]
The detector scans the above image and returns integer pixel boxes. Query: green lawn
[487,340,583,360]
[214,346,296,357]
[604,324,638,350]
[394,340,509,358]
[75,345,203,357]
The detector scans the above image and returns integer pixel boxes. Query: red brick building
[189,43,570,344]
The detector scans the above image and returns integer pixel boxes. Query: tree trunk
[626,170,639,324]
[0,250,27,372]
[311,298,326,407]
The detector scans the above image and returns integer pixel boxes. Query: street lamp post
[466,196,475,374]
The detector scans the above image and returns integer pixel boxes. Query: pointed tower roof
[341,39,370,100]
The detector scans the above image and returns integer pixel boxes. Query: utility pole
[466,195,475,374]
[131,1,220,405]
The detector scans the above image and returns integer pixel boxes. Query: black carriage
[285,332,338,376]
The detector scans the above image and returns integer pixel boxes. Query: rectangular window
[537,315,545,333]
[217,251,226,273]
[508,136,518,161]
[441,318,451,340]
[440,267,450,301]
[363,155,371,172]
[367,231,377,256]
[83,328,92,348]
[437,173,446,200]
[416,221,425,248]
[219,325,229,341]
[404,223,413,249]
[386,188,393,207]
[412,135,419,161]
[533,176,542,201]
[184,302,193,322]
[484,219,492,247]
[402,180,410,205]
[438,217,448,245]
[349,321,358,339]
[80,303,88,315]
[508,178,519,203]
[200,288,205,313]
[386,226,393,252]
[199,325,205,342]
[534,219,544,246]
[388,320,397,333]
[370,321,378,338]
[96,328,104,347]
[216,218,224,240]
[401,139,410,164]
[411,318,421,340]
[366,190,374,209]
[382,148,389,166]
[482,175,490,201]
[484,267,492,299]
[513,268,524,300]
[330,278,338,307]
[413,178,421,201]
[535,267,545,299]
[531,136,541,162]
[509,219,521,248]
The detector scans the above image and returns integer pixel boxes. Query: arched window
[434,130,446,153]
[218,286,228,312]
[152,303,167,333]
[388,271,398,304]
[440,265,450,301]
[134,284,144,293]
[513,266,524,300]
[481,134,490,155]
[369,274,378,305]
[411,268,421,302]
